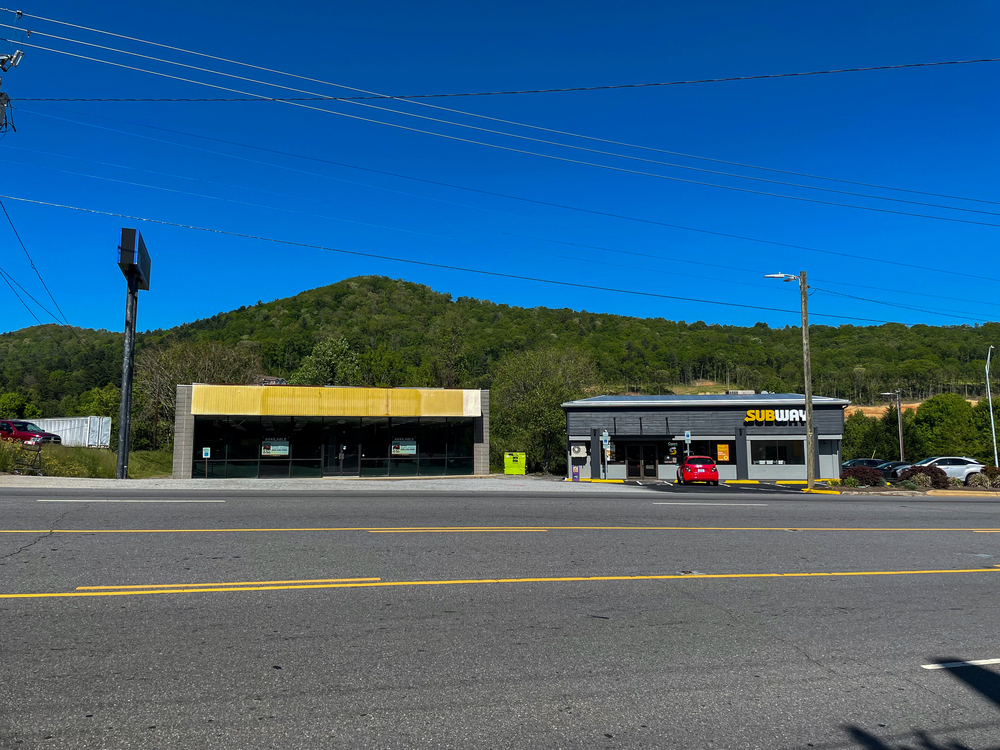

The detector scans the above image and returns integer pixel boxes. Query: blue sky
[0,0,997,334]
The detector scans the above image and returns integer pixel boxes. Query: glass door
[626,444,642,478]
[323,419,361,476]
[641,444,658,478]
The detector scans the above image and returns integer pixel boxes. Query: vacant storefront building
[173,384,489,479]
[562,393,847,482]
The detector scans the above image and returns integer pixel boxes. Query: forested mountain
[1,275,997,422]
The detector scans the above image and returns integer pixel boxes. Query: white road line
[921,658,1000,670]
[36,499,227,504]
[652,502,768,506]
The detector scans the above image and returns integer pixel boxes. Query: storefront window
[291,417,323,459]
[192,413,480,478]
[446,418,474,457]
[361,417,390,460]
[419,418,447,459]
[751,440,805,465]
[226,418,263,460]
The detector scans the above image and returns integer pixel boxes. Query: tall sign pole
[116,229,151,480]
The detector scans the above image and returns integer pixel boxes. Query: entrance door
[641,444,658,478]
[324,435,360,476]
[625,444,642,478]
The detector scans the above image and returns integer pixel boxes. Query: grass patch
[0,442,173,478]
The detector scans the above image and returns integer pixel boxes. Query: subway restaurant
[172,384,489,479]
[562,393,847,482]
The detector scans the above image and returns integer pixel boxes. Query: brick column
[172,384,194,479]
[474,388,490,475]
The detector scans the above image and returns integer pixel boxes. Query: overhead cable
[20,106,1000,289]
[4,16,998,210]
[4,145,991,322]
[0,191,925,325]
[3,10,998,98]
[6,35,1000,226]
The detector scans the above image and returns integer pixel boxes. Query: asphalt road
[2,485,1000,749]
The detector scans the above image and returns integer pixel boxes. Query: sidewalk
[0,473,649,493]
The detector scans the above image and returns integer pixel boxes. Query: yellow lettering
[745,409,755,423]
[765,409,775,421]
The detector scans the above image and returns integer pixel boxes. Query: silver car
[913,456,985,484]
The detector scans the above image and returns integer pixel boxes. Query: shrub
[840,467,885,487]
[983,466,1000,488]
[827,478,841,486]
[967,472,990,488]
[912,473,933,488]
[949,476,964,488]
[842,476,860,487]
[897,479,918,490]
[899,464,950,489]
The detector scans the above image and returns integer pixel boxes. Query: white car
[913,456,985,484]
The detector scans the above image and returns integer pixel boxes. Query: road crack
[0,505,86,562]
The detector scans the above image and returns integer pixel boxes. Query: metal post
[988,346,998,468]
[800,271,815,491]
[895,389,904,461]
[116,271,138,479]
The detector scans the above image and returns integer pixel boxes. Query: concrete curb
[926,489,1000,497]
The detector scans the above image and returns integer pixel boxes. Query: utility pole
[881,389,904,460]
[116,229,152,479]
[766,271,815,490]
[0,48,25,134]
[799,271,815,491]
[988,346,998,468]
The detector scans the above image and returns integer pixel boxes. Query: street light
[987,345,998,468]
[880,389,904,461]
[765,271,815,490]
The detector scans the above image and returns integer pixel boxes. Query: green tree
[0,392,41,419]
[490,348,597,474]
[289,337,360,386]
[913,393,981,458]
[842,410,877,461]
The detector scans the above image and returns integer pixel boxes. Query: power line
[5,145,992,323]
[8,37,1000,228]
[0,197,73,326]
[20,106,1000,291]
[4,10,998,98]
[809,287,985,322]
[5,16,998,211]
[0,191,924,325]
[7,32,1000,220]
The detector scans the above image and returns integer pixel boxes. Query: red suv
[0,420,61,445]
[676,455,719,485]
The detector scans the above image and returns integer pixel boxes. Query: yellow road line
[77,577,380,590]
[1,526,998,534]
[367,529,547,533]
[4,567,999,599]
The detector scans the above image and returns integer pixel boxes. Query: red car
[676,455,719,485]
[0,420,61,445]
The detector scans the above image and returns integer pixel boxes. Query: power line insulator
[0,91,13,133]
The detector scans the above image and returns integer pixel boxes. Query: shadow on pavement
[841,659,1000,750]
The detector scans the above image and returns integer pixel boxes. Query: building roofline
[561,394,850,409]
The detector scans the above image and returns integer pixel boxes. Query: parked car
[842,458,887,469]
[676,455,719,485]
[875,461,912,480]
[0,420,61,445]
[911,456,985,484]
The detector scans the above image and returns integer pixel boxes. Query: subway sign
[744,408,806,424]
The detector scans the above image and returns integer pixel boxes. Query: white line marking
[652,502,768,506]
[921,658,1000,670]
[36,500,227,504]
